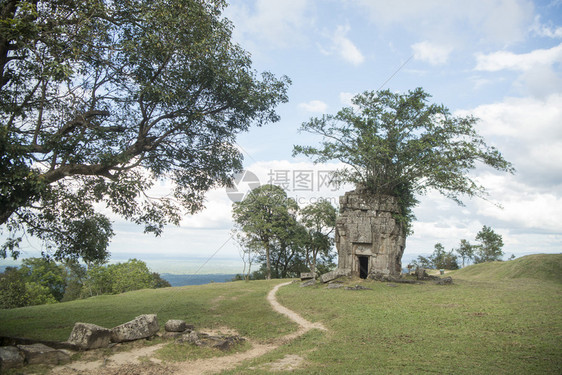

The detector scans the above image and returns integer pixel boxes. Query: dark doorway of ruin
[358,256,369,279]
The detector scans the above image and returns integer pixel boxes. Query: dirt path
[53,281,325,375]
[267,282,327,333]
[173,281,326,374]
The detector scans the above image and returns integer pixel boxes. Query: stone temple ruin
[333,189,406,279]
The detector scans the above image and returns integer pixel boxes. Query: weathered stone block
[325,283,344,289]
[165,320,187,333]
[320,268,351,283]
[178,332,244,351]
[415,268,428,280]
[67,322,112,350]
[435,276,453,285]
[0,346,24,370]
[17,343,70,365]
[111,314,159,343]
[300,279,316,287]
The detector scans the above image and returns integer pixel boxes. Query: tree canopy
[0,0,290,262]
[294,88,513,232]
[232,184,299,280]
[456,239,475,267]
[0,257,170,308]
[474,225,504,263]
[232,185,338,280]
[300,200,337,278]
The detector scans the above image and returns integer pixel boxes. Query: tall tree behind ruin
[294,88,514,276]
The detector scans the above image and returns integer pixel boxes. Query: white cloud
[411,41,453,65]
[470,76,495,90]
[226,0,313,48]
[339,92,356,106]
[474,44,562,97]
[179,189,233,229]
[460,94,562,140]
[519,65,562,98]
[458,94,562,189]
[475,43,562,71]
[352,0,534,45]
[409,219,482,252]
[298,100,328,113]
[531,15,562,38]
[474,174,562,233]
[320,25,365,65]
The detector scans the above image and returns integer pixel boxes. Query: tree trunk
[265,242,271,280]
[246,257,252,282]
[312,249,317,280]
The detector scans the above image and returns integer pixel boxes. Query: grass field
[1,254,560,374]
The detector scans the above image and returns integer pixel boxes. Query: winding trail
[267,282,327,334]
[54,281,326,375]
[174,281,327,374]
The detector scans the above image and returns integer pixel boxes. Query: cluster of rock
[319,267,454,286]
[163,319,244,351]
[177,331,244,351]
[0,314,161,371]
[300,279,317,288]
[0,343,71,371]
[67,314,160,350]
[0,313,247,371]
[413,268,454,285]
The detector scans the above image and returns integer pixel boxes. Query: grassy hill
[1,255,561,374]
[453,253,562,283]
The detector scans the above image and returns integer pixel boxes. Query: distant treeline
[411,225,508,270]
[0,258,170,309]
[161,273,237,287]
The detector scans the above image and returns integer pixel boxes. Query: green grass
[452,253,562,283]
[0,279,296,342]
[260,278,561,374]
[1,254,561,374]
[224,254,562,374]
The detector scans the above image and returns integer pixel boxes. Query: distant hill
[160,273,237,287]
[454,254,562,283]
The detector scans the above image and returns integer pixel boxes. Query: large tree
[0,0,290,262]
[232,184,298,280]
[294,88,514,233]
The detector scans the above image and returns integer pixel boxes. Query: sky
[3,0,562,274]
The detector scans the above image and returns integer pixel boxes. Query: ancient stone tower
[335,189,406,278]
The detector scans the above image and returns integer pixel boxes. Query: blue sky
[3,0,562,274]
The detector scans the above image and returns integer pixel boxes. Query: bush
[0,267,29,309]
[25,282,57,306]
[81,259,169,297]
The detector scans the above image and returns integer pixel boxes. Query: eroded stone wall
[335,190,406,277]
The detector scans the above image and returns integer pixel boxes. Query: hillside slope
[1,265,560,374]
[453,253,562,283]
